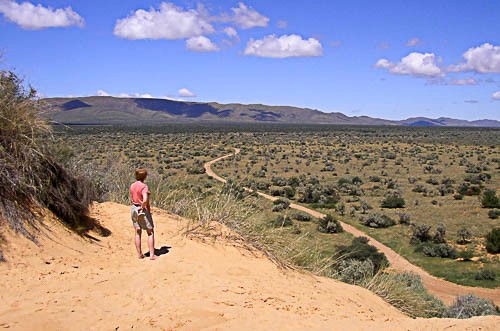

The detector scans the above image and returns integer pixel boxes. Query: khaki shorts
[131,205,154,230]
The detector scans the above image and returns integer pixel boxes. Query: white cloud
[178,88,196,97]
[492,91,500,100]
[97,89,111,96]
[375,52,443,77]
[0,0,84,29]
[230,2,269,29]
[223,26,238,38]
[244,34,323,58]
[113,2,214,40]
[449,43,500,73]
[96,90,157,99]
[406,37,421,46]
[186,36,219,52]
[447,78,477,86]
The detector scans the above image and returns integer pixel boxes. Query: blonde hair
[135,168,148,181]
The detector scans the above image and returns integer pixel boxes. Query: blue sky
[0,0,499,120]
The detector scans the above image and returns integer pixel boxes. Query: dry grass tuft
[0,71,108,250]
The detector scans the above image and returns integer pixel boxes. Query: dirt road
[204,148,500,306]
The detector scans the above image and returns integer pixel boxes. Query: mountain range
[42,96,500,127]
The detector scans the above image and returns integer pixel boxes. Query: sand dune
[0,202,498,330]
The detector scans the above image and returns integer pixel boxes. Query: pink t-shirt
[130,181,150,207]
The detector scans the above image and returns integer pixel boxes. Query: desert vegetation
[0,71,106,245]
[48,122,499,318]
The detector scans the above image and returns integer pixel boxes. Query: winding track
[205,148,500,306]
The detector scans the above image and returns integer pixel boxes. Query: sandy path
[204,149,500,305]
[0,202,498,330]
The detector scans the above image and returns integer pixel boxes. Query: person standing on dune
[130,168,159,260]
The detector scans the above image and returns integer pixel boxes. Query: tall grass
[0,70,105,246]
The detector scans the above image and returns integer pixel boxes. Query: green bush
[318,214,343,233]
[335,259,374,285]
[381,195,405,208]
[337,237,388,272]
[482,189,500,208]
[474,269,496,281]
[446,294,497,319]
[420,243,457,259]
[271,198,290,212]
[410,223,432,244]
[485,228,500,254]
[291,212,311,222]
[398,213,411,225]
[457,249,474,261]
[272,215,293,227]
[456,227,472,245]
[359,213,396,228]
[488,209,500,219]
[432,223,447,244]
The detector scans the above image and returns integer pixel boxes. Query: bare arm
[142,190,150,210]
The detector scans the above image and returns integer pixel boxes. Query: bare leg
[146,229,159,260]
[135,228,144,259]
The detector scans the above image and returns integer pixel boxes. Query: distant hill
[41,96,500,127]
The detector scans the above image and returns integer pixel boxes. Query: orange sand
[0,202,498,330]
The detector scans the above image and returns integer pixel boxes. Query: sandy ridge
[1,202,499,330]
[204,148,500,305]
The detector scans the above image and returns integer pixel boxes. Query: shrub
[410,223,432,244]
[421,243,457,259]
[398,213,411,225]
[318,214,343,233]
[457,249,474,261]
[273,215,293,227]
[291,212,311,222]
[432,223,447,244]
[485,228,500,254]
[456,227,472,244]
[482,189,500,208]
[335,202,346,216]
[381,195,405,208]
[359,213,396,228]
[337,237,388,272]
[458,183,481,196]
[446,294,497,319]
[488,209,500,219]
[335,259,375,285]
[474,269,496,281]
[365,272,446,318]
[272,198,290,212]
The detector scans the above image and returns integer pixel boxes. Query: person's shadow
[145,246,171,257]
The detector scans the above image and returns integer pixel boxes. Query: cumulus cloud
[230,2,269,29]
[186,35,219,52]
[97,89,111,96]
[223,26,238,38]
[0,0,84,29]
[375,52,443,77]
[178,88,196,97]
[244,34,323,58]
[449,43,500,73]
[492,91,500,100]
[96,90,157,99]
[113,2,214,40]
[406,38,421,46]
[447,78,477,85]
